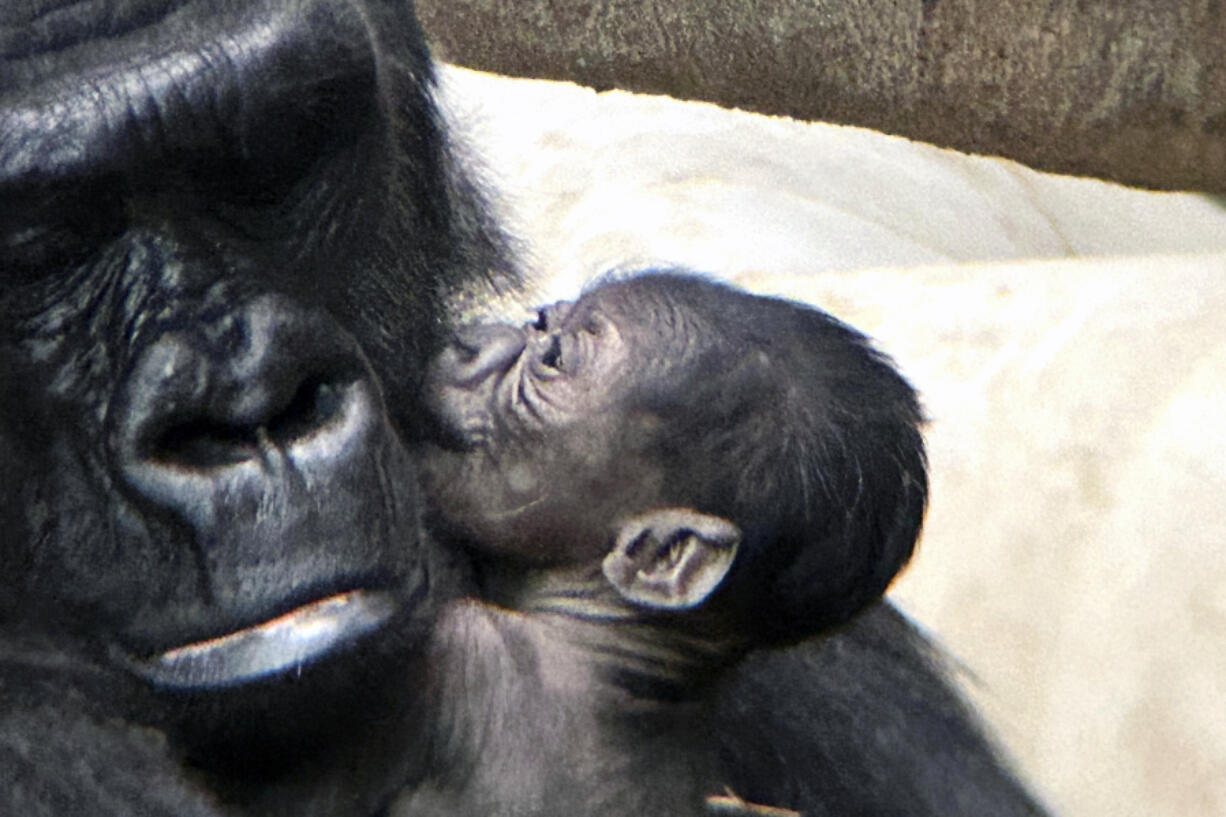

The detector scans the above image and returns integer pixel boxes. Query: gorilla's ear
[602,509,741,610]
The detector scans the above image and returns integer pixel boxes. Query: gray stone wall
[418,0,1226,192]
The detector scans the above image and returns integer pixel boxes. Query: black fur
[715,603,1046,816]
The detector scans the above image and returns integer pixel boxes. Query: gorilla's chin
[129,590,397,690]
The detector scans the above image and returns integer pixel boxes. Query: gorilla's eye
[541,335,563,370]
[532,309,549,331]
[1,182,125,282]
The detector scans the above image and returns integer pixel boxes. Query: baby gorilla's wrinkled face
[421,284,687,563]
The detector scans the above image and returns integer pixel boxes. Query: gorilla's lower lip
[130,590,396,690]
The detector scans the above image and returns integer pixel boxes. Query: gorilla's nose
[111,294,378,521]
[439,324,527,386]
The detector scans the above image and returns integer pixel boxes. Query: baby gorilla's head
[422,272,926,641]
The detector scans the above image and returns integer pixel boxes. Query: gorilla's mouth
[130,590,396,689]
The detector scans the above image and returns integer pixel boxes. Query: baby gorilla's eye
[532,309,548,331]
[541,335,563,370]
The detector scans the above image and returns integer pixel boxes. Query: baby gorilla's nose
[442,323,527,386]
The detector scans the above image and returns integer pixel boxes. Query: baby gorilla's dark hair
[612,273,927,643]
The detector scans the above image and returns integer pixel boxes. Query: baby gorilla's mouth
[128,590,396,689]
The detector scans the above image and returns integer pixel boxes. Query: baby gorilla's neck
[479,559,745,700]
[414,591,732,817]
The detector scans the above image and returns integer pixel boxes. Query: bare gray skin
[409,279,767,815]
[421,276,772,623]
[407,272,928,815]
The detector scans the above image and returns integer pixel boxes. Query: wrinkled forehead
[571,277,658,317]
[572,277,716,350]
[570,278,739,401]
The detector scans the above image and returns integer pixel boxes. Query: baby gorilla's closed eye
[541,335,563,370]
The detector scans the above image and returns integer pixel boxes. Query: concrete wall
[419,0,1226,193]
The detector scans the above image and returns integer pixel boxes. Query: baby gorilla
[423,271,926,645]
[398,272,926,815]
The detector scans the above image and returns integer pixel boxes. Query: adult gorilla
[2,1,507,813]
[0,1,1044,815]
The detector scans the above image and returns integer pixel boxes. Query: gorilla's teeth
[132,590,396,689]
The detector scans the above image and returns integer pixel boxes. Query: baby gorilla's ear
[602,509,741,610]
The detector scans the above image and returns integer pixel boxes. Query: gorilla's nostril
[264,377,346,447]
[154,418,260,470]
[152,376,350,470]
